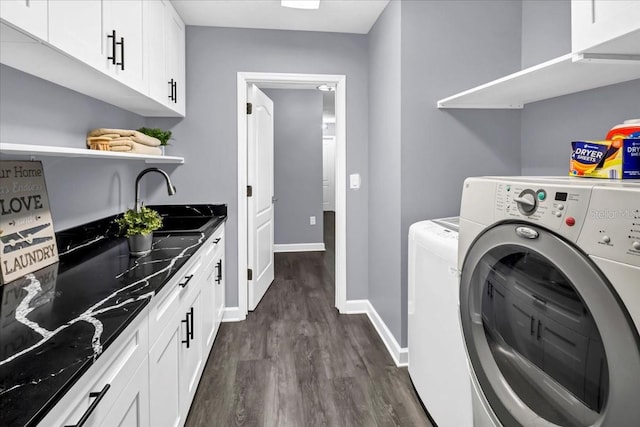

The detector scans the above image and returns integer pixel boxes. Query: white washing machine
[408,217,473,427]
[457,176,640,427]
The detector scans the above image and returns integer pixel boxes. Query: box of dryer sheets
[570,138,640,179]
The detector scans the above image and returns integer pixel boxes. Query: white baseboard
[274,243,325,252]
[222,306,246,322]
[341,299,369,314]
[341,299,408,367]
[364,301,408,367]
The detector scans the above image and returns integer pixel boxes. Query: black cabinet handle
[116,36,125,70]
[168,79,174,101]
[65,384,111,427]
[181,314,190,348]
[213,238,221,245]
[215,260,223,284]
[173,80,177,103]
[537,320,542,340]
[530,317,535,335]
[179,274,194,288]
[188,306,194,340]
[107,30,117,65]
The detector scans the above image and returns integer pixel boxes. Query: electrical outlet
[310,216,316,225]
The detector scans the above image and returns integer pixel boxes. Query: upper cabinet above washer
[571,0,640,54]
[0,0,185,117]
[0,0,47,41]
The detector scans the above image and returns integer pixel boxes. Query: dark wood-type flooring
[186,212,432,426]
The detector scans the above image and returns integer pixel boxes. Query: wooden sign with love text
[0,161,58,285]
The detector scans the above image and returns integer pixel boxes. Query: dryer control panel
[579,187,640,266]
[494,181,592,242]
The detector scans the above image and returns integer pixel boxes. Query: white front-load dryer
[457,177,640,427]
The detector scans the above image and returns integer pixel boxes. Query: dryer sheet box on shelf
[570,138,640,179]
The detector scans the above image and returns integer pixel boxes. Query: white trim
[274,243,325,253]
[341,299,369,314]
[364,301,408,367]
[222,307,246,322]
[237,72,347,317]
[341,299,408,367]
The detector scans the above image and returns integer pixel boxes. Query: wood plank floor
[186,212,432,427]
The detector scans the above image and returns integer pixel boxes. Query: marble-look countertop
[0,205,226,427]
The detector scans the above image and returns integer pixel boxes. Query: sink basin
[157,216,215,233]
[146,204,225,234]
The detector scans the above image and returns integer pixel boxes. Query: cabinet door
[201,258,217,354]
[48,0,104,69]
[146,0,168,103]
[180,287,204,419]
[0,0,47,41]
[101,357,150,427]
[571,0,640,52]
[215,235,226,325]
[103,0,146,93]
[165,3,185,114]
[149,312,184,427]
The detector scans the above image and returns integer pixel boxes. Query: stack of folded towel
[87,129,163,155]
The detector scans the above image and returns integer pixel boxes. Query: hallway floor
[186,212,432,426]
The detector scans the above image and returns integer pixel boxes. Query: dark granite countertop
[0,205,226,427]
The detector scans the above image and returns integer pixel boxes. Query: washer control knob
[515,190,538,216]
[555,212,562,218]
[633,241,640,251]
[602,236,611,244]
[557,204,564,211]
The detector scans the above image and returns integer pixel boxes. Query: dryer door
[460,222,640,427]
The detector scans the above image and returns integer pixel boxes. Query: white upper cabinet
[571,0,640,53]
[103,0,146,93]
[0,0,48,41]
[48,0,103,68]
[146,0,186,115]
[1,0,185,117]
[165,3,186,115]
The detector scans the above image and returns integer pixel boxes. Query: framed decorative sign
[0,161,58,285]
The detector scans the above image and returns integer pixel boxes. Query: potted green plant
[137,127,172,155]
[115,206,163,256]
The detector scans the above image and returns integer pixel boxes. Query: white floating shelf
[437,53,640,109]
[0,143,185,164]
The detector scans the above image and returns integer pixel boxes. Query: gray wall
[521,0,571,68]
[397,0,523,346]
[263,89,324,246]
[0,64,147,231]
[521,79,640,175]
[368,0,403,345]
[147,27,370,307]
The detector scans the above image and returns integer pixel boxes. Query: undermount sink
[157,216,215,233]
[147,204,224,234]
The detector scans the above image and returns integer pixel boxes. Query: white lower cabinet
[202,227,226,354]
[38,224,225,427]
[149,308,185,427]
[38,311,149,426]
[101,357,150,427]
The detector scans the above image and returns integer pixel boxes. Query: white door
[247,84,275,311]
[322,136,336,211]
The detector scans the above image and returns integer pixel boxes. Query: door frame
[237,72,347,318]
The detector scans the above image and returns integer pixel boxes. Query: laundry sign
[0,161,58,285]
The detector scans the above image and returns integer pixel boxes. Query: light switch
[310,216,316,225]
[350,173,361,190]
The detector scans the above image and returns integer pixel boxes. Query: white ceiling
[171,0,390,34]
